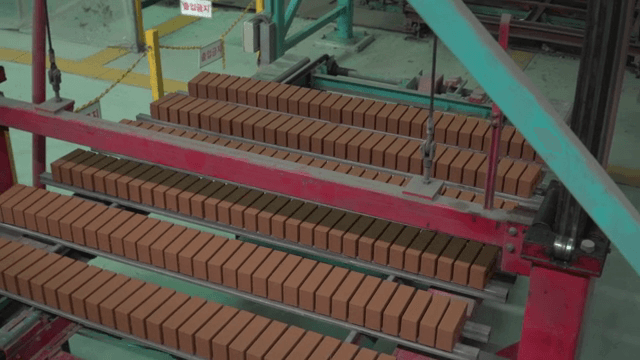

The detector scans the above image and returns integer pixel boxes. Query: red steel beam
[0,97,531,274]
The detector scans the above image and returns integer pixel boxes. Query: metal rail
[40,173,510,303]
[0,224,486,360]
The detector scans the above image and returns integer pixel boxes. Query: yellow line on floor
[155,15,201,38]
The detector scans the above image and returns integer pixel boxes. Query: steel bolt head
[506,244,515,253]
[508,227,518,236]
[580,239,596,254]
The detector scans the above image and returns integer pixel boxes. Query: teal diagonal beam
[284,0,304,34]
[406,0,640,274]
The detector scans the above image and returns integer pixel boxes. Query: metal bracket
[34,97,74,114]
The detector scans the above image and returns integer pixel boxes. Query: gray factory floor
[1,2,640,359]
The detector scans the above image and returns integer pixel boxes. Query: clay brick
[222,242,257,288]
[369,135,397,167]
[206,239,243,284]
[322,161,340,171]
[2,249,47,294]
[189,181,225,218]
[102,213,145,256]
[336,98,362,125]
[70,204,109,245]
[11,188,48,227]
[348,276,381,326]
[443,115,465,145]
[469,245,500,289]
[436,237,468,281]
[400,290,432,341]
[284,203,318,242]
[212,311,256,360]
[418,294,451,347]
[421,233,451,277]
[15,253,61,299]
[382,284,415,336]
[188,72,211,97]
[84,274,129,323]
[284,332,323,360]
[503,161,528,195]
[278,85,300,112]
[157,297,207,348]
[522,140,535,161]
[1,187,37,224]
[178,302,223,354]
[237,79,263,104]
[297,206,331,246]
[434,147,460,180]
[195,306,239,359]
[409,110,430,138]
[365,280,398,331]
[129,287,177,339]
[309,92,331,118]
[330,96,352,123]
[308,123,336,154]
[483,127,494,153]
[457,117,478,148]
[216,76,242,101]
[470,121,490,151]
[145,225,185,267]
[245,321,289,360]
[264,326,306,360]
[449,241,484,286]
[315,267,349,315]
[500,126,516,157]
[362,102,385,129]
[388,226,421,269]
[436,300,468,351]
[328,271,364,321]
[285,88,310,115]
[49,148,84,181]
[282,259,317,306]
[202,183,238,222]
[145,292,191,344]
[494,158,514,192]
[351,100,374,127]
[169,97,198,124]
[307,337,341,360]
[442,188,461,198]
[194,74,219,98]
[270,199,304,239]
[357,219,389,261]
[189,101,219,129]
[508,130,525,158]
[296,262,332,312]
[43,198,86,238]
[312,209,346,249]
[91,159,128,194]
[327,213,361,253]
[342,216,375,258]
[449,150,473,183]
[99,278,145,328]
[373,223,405,265]
[517,164,542,197]
[298,89,322,117]
[112,283,160,333]
[461,153,486,187]
[162,228,199,272]
[32,196,72,235]
[371,103,396,131]
[0,246,36,289]
[267,254,302,302]
[241,193,275,232]
[67,269,116,318]
[358,133,383,164]
[229,316,272,360]
[23,192,60,231]
[198,102,228,131]
[255,82,280,108]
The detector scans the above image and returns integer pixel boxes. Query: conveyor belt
[0,239,399,360]
[0,184,490,358]
[47,150,504,292]
[149,83,544,199]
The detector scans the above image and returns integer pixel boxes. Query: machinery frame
[1,0,638,359]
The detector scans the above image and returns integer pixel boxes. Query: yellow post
[135,0,145,47]
[146,29,164,101]
[256,0,264,13]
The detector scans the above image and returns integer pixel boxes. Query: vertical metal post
[256,0,265,13]
[0,127,16,193]
[32,0,47,189]
[146,29,164,102]
[274,0,286,57]
[518,266,591,360]
[134,0,145,52]
[336,0,354,40]
[483,14,511,210]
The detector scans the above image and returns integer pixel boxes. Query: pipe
[32,0,46,189]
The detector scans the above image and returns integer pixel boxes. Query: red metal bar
[0,127,15,193]
[0,98,532,275]
[518,266,591,360]
[484,14,511,210]
[32,0,46,189]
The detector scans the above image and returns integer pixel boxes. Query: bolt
[508,227,518,236]
[506,244,515,253]
[580,239,596,254]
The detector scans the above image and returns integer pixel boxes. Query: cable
[422,35,438,183]
[44,0,62,102]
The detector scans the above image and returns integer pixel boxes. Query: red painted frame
[0,97,531,275]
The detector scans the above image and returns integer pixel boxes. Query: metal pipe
[336,0,354,40]
[32,0,46,189]
[274,0,285,57]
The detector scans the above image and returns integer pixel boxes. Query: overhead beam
[406,0,640,274]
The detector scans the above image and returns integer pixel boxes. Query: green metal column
[406,0,640,276]
[273,0,286,57]
[336,0,354,39]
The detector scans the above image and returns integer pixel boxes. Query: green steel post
[274,0,286,57]
[284,0,304,34]
[336,0,354,39]
[406,0,640,275]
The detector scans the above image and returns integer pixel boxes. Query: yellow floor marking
[83,47,131,66]
[0,48,29,62]
[154,15,201,38]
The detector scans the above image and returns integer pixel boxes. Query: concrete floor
[2,2,640,359]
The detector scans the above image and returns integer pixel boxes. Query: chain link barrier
[74,50,148,113]
[220,0,255,69]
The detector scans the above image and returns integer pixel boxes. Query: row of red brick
[120,119,410,186]
[0,184,472,353]
[432,144,542,198]
[48,149,501,290]
[186,72,543,163]
[0,238,397,360]
[150,93,426,175]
